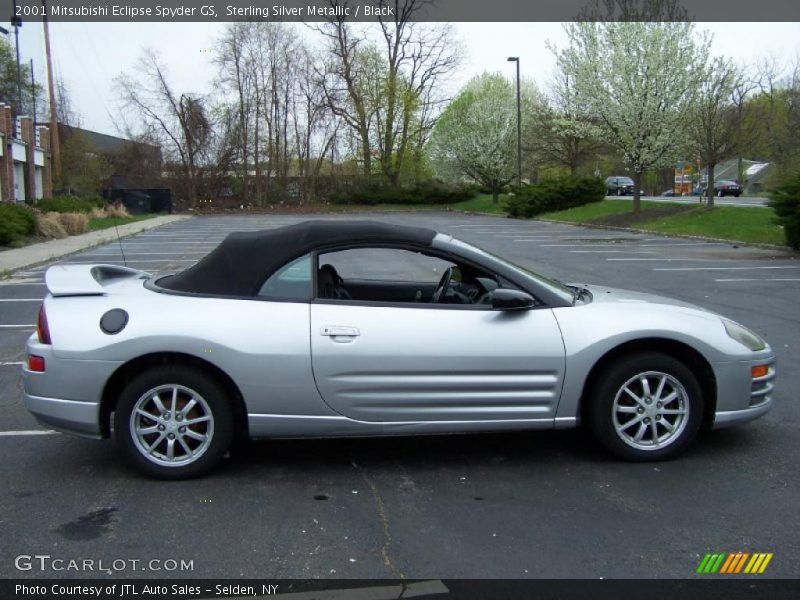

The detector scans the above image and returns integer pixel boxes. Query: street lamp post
[11,1,23,133]
[507,56,521,186]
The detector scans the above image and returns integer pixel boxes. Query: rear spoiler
[45,264,150,297]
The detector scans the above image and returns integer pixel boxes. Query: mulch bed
[592,203,697,227]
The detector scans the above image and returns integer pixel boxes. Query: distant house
[700,159,772,196]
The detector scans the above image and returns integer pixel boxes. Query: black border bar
[6,0,800,22]
[4,579,800,600]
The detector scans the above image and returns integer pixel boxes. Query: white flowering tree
[427,73,517,204]
[556,21,710,212]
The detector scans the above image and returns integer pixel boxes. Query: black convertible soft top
[159,220,437,297]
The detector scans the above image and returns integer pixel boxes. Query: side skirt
[247,413,577,438]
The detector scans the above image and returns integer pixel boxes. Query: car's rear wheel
[114,366,234,479]
[588,353,704,461]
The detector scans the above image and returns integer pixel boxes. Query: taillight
[28,355,45,372]
[37,305,52,345]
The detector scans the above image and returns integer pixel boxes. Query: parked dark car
[704,180,742,198]
[605,176,635,196]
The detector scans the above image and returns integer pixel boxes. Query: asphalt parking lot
[0,212,798,580]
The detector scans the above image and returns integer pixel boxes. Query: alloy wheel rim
[130,384,214,467]
[612,371,689,451]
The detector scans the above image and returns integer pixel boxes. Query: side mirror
[491,289,536,311]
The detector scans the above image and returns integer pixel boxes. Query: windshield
[447,237,576,305]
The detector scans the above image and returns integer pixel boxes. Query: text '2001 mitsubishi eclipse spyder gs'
[23,221,775,478]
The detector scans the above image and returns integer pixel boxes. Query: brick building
[0,102,52,203]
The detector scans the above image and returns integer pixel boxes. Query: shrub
[34,196,101,214]
[0,203,36,246]
[36,212,68,239]
[57,212,90,235]
[329,181,479,206]
[505,176,606,218]
[769,175,800,249]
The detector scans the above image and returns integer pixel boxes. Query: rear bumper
[24,393,102,438]
[23,335,122,439]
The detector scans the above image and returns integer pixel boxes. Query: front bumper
[711,356,775,429]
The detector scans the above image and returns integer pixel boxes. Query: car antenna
[112,202,128,267]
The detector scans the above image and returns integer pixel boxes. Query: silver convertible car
[23,221,775,478]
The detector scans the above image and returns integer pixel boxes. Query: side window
[320,248,450,283]
[316,247,501,307]
[258,254,312,300]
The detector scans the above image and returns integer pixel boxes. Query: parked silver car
[23,221,775,478]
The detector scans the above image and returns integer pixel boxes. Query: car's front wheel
[588,353,704,461]
[114,366,234,479]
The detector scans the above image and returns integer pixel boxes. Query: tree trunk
[707,163,716,208]
[491,186,499,205]
[360,127,371,177]
[632,172,642,213]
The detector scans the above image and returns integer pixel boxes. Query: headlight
[723,319,766,351]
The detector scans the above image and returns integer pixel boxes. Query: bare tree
[374,1,460,184]
[525,70,601,175]
[215,23,256,201]
[749,54,800,179]
[116,49,213,205]
[313,4,377,177]
[685,58,749,207]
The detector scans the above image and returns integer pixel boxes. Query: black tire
[588,352,704,461]
[114,365,235,479]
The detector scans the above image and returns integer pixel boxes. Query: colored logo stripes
[697,552,773,574]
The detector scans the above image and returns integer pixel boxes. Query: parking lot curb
[0,215,193,276]
[535,218,798,254]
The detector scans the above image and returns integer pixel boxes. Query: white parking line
[0,281,46,286]
[0,299,40,302]
[654,266,800,271]
[715,278,800,282]
[81,252,208,257]
[60,259,198,264]
[114,242,219,245]
[0,325,36,329]
[493,235,557,238]
[0,361,24,366]
[0,430,58,436]
[569,250,655,254]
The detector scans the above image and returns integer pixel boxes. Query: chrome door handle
[321,326,360,337]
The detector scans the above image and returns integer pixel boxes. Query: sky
[14,21,800,137]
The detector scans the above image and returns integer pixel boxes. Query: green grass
[88,214,159,231]
[306,196,789,247]
[539,199,786,246]
[447,193,509,214]
[637,206,785,246]
[538,199,674,222]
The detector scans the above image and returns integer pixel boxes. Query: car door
[309,248,566,423]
